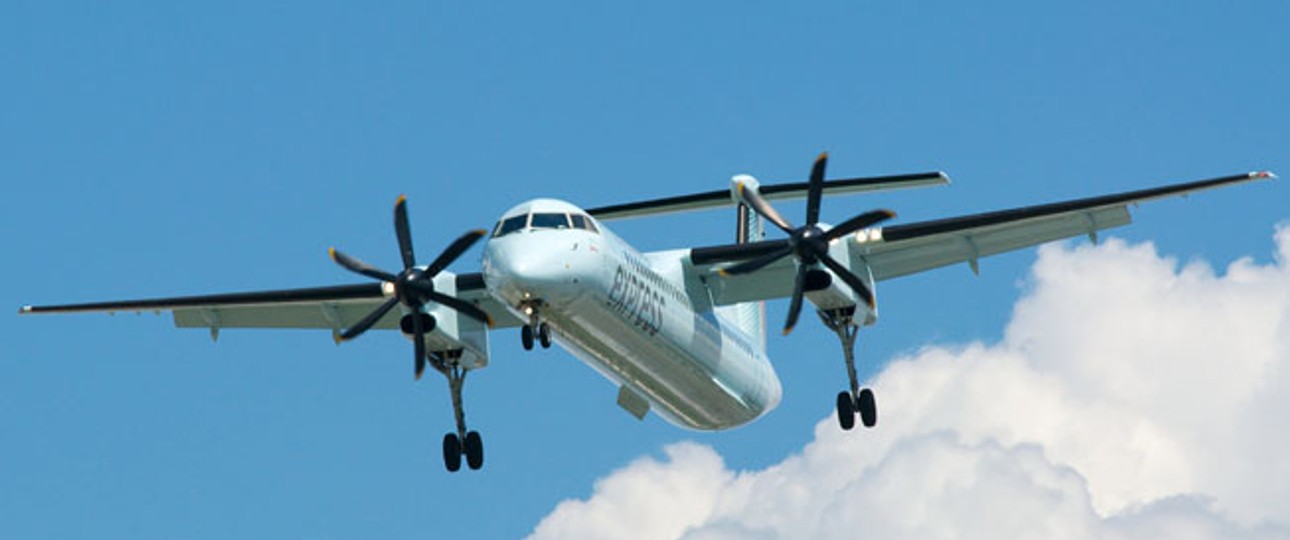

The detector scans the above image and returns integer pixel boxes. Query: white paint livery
[484,198,781,430]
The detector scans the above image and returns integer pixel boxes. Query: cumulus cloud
[529,226,1290,540]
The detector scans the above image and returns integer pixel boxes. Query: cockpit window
[570,214,599,233]
[493,211,599,238]
[492,215,528,238]
[530,213,571,230]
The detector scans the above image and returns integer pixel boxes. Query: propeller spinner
[329,195,493,379]
[720,153,895,335]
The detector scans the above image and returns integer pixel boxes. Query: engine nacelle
[402,272,491,370]
[803,241,879,326]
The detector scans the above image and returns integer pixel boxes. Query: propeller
[720,153,895,335]
[329,195,493,379]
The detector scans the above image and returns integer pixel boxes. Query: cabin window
[530,213,572,230]
[493,215,528,238]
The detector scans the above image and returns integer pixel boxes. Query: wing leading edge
[691,171,1275,304]
[19,273,522,335]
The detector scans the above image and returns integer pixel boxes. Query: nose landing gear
[819,307,877,431]
[519,301,552,351]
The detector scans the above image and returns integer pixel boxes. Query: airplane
[19,153,1276,472]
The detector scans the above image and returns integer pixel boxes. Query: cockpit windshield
[530,213,571,230]
[494,215,527,238]
[570,214,599,233]
[491,212,600,238]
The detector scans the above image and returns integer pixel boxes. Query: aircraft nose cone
[485,240,586,306]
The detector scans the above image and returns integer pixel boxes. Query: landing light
[853,228,884,244]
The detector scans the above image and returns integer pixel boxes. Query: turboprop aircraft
[19,154,1276,472]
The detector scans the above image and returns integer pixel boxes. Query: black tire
[538,322,552,349]
[857,388,877,428]
[443,433,463,472]
[464,431,484,470]
[521,325,534,351]
[836,391,856,431]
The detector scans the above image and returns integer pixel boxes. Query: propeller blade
[717,245,795,276]
[394,195,416,270]
[424,229,488,277]
[330,248,398,283]
[782,265,809,335]
[822,209,896,242]
[738,182,795,234]
[339,296,399,341]
[805,152,828,226]
[817,253,876,309]
[428,291,495,328]
[413,309,427,380]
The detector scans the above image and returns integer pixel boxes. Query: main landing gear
[428,350,484,472]
[819,307,877,431]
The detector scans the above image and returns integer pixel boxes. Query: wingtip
[18,305,33,314]
[1254,170,1278,180]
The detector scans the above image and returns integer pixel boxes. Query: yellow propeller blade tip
[816,151,829,162]
[396,194,407,205]
[327,247,337,260]
[782,326,795,336]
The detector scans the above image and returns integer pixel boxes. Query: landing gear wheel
[836,391,856,431]
[521,325,534,351]
[463,431,484,470]
[857,388,877,428]
[537,322,552,349]
[442,433,463,473]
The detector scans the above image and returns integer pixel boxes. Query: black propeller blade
[722,153,895,335]
[329,195,492,379]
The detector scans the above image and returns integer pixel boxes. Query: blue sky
[2,2,1286,538]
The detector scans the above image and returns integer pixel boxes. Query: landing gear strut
[819,307,877,431]
[519,302,552,351]
[428,350,484,472]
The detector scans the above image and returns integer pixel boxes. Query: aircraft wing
[691,171,1275,304]
[18,273,522,338]
[588,171,949,220]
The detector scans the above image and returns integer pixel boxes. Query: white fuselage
[482,200,782,430]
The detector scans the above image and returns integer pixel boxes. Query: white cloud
[528,225,1290,540]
